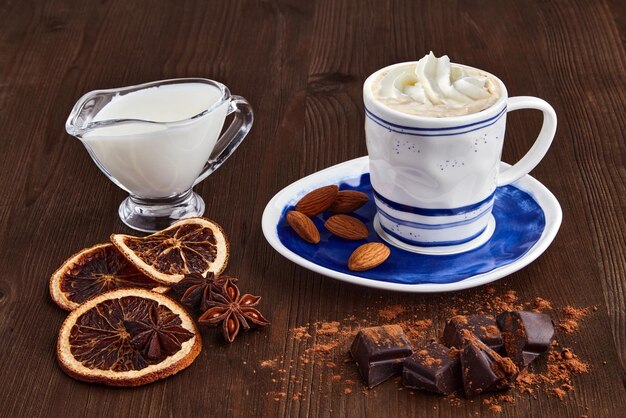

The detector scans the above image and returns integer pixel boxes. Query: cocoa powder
[259,288,594,411]
[378,304,406,321]
[558,306,593,334]
[489,404,503,413]
[533,297,552,311]
[293,326,311,341]
[317,321,340,336]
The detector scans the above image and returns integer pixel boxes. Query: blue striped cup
[364,62,557,254]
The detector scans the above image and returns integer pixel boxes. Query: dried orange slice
[50,243,169,311]
[111,217,229,285]
[57,288,201,386]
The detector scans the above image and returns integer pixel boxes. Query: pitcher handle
[193,95,254,186]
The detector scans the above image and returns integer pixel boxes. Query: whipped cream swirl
[373,53,500,117]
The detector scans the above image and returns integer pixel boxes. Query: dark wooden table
[1,0,624,416]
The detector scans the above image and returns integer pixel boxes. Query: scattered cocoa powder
[317,321,340,336]
[499,394,514,403]
[533,297,552,311]
[307,341,339,354]
[422,356,437,367]
[489,404,503,413]
[456,315,469,324]
[293,326,311,341]
[551,387,568,400]
[482,393,514,414]
[563,306,591,319]
[378,304,406,320]
[515,371,537,395]
[260,359,277,368]
[495,290,523,311]
[559,306,592,334]
[446,393,461,406]
[270,391,287,402]
[442,287,526,316]
[502,290,517,303]
[400,319,433,344]
[559,320,580,334]
[512,342,590,401]
[259,288,594,412]
[484,325,499,338]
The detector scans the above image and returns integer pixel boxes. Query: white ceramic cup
[363,62,557,255]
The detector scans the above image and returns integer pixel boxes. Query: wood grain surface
[0,0,624,416]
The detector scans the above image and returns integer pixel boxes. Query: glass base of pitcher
[118,190,205,233]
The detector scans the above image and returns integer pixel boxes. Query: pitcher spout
[66,89,114,138]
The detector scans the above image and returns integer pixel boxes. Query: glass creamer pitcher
[66,78,253,232]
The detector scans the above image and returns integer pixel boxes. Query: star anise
[124,304,195,361]
[171,272,237,312]
[198,279,270,343]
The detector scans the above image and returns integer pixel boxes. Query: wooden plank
[0,0,623,416]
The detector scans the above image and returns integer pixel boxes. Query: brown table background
[1,0,625,416]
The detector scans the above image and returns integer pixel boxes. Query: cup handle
[193,95,254,186]
[497,96,557,186]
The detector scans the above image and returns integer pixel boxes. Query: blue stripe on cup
[376,202,493,230]
[364,106,507,137]
[372,188,495,216]
[379,222,489,247]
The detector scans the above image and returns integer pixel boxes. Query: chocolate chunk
[443,315,503,351]
[402,341,461,395]
[496,311,555,368]
[350,325,413,388]
[459,330,519,397]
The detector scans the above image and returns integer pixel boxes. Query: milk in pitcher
[82,82,229,198]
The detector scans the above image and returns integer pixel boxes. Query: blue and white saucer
[261,157,562,293]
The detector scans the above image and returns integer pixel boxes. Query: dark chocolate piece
[496,311,555,368]
[460,330,519,397]
[350,325,413,388]
[443,315,503,351]
[402,341,461,395]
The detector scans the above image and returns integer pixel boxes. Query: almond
[324,214,368,240]
[295,185,339,216]
[329,190,369,213]
[348,242,391,271]
[286,211,320,244]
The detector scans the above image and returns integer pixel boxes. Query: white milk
[82,83,229,198]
